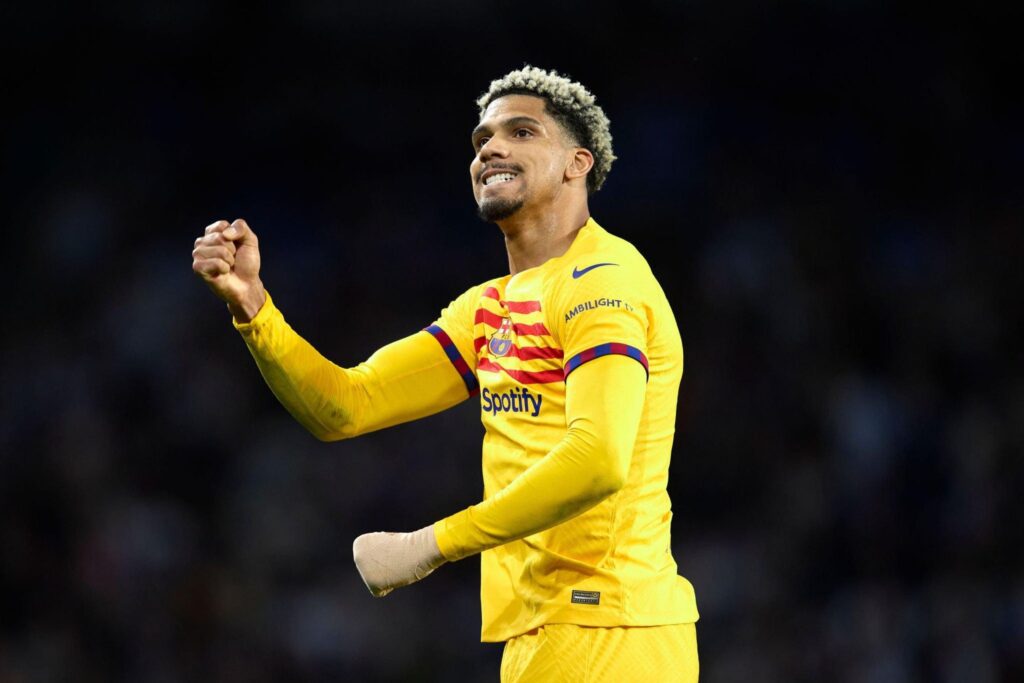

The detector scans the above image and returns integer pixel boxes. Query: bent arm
[433,355,646,561]
[234,293,471,441]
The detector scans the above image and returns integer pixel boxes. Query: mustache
[477,163,523,183]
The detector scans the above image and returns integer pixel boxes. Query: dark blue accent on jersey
[563,343,649,380]
[425,324,479,396]
[572,262,619,279]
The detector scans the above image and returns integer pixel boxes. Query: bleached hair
[477,65,616,194]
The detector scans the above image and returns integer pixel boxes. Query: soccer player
[192,66,699,682]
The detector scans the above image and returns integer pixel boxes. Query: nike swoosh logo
[572,263,618,279]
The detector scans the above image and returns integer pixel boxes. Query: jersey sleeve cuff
[433,509,473,562]
[232,291,275,333]
[425,324,479,397]
[564,343,649,380]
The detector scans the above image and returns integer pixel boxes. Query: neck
[498,201,591,275]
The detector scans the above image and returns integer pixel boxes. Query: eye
[513,128,533,139]
[474,136,490,150]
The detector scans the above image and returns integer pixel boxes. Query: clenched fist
[192,218,266,322]
[352,526,447,597]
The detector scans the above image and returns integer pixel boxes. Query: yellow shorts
[500,622,699,683]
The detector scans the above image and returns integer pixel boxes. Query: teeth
[485,173,516,186]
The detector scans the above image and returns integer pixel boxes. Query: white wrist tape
[352,525,446,597]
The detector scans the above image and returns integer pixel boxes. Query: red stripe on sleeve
[451,355,472,376]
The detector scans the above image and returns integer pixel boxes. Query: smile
[484,172,517,187]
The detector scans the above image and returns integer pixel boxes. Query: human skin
[470,94,594,275]
[191,218,266,322]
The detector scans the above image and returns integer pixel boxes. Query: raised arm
[192,219,473,440]
[234,297,470,439]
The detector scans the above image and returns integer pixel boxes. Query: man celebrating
[192,66,699,682]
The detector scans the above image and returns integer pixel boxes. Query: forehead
[478,94,552,127]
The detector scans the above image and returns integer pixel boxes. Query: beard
[477,195,525,223]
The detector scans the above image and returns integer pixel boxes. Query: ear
[564,147,594,184]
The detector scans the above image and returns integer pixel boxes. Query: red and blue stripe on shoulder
[425,324,480,396]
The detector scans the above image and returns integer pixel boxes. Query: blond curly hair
[477,65,616,193]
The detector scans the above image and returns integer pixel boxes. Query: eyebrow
[471,116,545,141]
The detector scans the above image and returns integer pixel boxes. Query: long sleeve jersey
[234,218,699,641]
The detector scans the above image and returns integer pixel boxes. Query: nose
[478,136,509,163]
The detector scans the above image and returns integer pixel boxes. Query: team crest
[488,317,513,357]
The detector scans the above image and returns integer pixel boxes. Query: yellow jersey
[233,217,698,643]
[430,218,698,641]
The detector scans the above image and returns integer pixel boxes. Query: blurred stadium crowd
[2,2,1021,681]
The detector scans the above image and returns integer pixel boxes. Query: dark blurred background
[2,1,1022,681]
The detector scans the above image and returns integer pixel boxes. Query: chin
[477,195,525,222]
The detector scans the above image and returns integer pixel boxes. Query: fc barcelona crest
[488,317,513,357]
